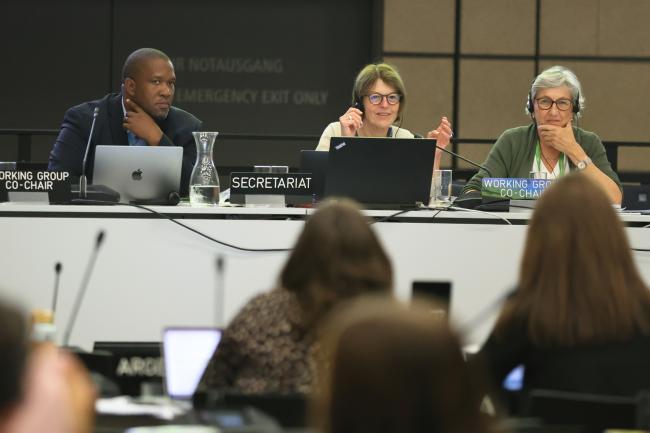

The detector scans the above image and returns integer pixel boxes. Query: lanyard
[536,141,565,177]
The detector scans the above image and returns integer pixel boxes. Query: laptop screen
[162,327,222,399]
[324,137,436,208]
[92,145,183,203]
[299,150,328,202]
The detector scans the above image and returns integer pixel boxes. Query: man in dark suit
[48,48,202,197]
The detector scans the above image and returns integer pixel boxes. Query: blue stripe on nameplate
[230,172,312,195]
[481,178,552,200]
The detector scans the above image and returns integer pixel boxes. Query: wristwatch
[576,157,592,170]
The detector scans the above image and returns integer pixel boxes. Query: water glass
[430,169,453,207]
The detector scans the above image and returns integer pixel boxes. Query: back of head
[313,297,491,433]
[352,63,407,120]
[0,300,28,413]
[512,174,650,345]
[121,47,171,82]
[281,199,392,327]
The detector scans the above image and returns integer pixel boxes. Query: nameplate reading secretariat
[481,178,552,200]
[0,171,71,203]
[230,172,312,195]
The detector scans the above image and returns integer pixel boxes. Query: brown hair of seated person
[0,301,28,417]
[312,297,494,433]
[352,63,407,122]
[499,173,650,346]
[280,198,393,329]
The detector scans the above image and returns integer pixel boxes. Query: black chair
[194,390,307,428]
[523,389,637,433]
[622,184,650,210]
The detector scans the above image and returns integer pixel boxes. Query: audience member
[312,297,496,433]
[195,198,393,395]
[476,174,650,399]
[0,299,96,433]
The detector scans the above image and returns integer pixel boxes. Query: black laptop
[299,150,328,202]
[324,137,436,209]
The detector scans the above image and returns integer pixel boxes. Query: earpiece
[353,94,364,115]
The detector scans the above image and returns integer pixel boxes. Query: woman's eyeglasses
[366,93,402,105]
[535,97,573,111]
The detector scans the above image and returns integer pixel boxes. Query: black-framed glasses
[366,93,401,105]
[535,97,573,111]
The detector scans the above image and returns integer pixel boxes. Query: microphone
[71,106,119,204]
[433,141,493,178]
[62,230,106,347]
[80,107,100,199]
[51,262,62,314]
[427,139,495,209]
[215,255,226,327]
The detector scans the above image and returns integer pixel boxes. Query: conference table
[2,202,649,350]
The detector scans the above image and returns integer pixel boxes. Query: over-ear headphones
[527,89,580,114]
[526,91,534,114]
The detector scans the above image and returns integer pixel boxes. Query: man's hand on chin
[122,99,163,146]
[537,121,580,155]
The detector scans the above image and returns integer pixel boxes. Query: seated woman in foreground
[195,199,392,395]
[461,65,621,204]
[0,299,96,433]
[312,296,497,433]
[475,173,650,399]
[316,62,452,171]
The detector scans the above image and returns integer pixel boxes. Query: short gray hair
[527,65,585,118]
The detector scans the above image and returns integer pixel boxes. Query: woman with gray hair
[461,65,622,204]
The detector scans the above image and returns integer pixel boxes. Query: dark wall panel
[1,1,112,129]
[1,0,374,165]
[112,0,373,135]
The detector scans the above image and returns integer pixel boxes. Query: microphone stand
[431,139,494,209]
[62,231,105,347]
[433,140,493,177]
[51,262,62,314]
[80,107,99,199]
[215,255,226,327]
[71,107,119,203]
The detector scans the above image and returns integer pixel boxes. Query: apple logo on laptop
[132,169,143,181]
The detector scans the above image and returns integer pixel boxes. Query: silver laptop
[162,327,222,401]
[92,146,183,203]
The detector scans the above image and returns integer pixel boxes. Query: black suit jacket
[48,93,202,196]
